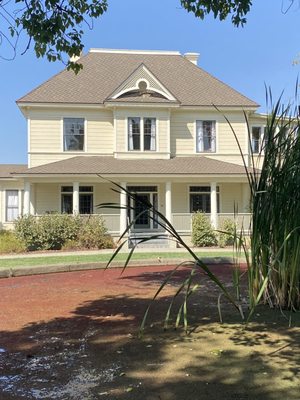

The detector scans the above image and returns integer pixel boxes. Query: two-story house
[0,49,266,245]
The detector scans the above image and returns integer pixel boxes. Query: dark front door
[133,194,150,229]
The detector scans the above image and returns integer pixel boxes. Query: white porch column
[210,182,217,229]
[242,182,251,212]
[18,189,23,216]
[23,181,31,215]
[120,182,127,235]
[73,182,79,214]
[165,181,172,223]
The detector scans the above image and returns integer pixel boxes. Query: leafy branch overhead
[180,0,252,26]
[1,0,108,73]
[3,0,297,72]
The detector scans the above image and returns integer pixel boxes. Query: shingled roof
[14,156,248,176]
[0,164,27,179]
[17,49,258,108]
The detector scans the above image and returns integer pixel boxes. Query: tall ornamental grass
[224,93,300,311]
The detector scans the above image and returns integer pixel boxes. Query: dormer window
[63,118,85,151]
[128,117,156,151]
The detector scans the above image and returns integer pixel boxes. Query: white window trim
[61,117,87,152]
[126,116,159,152]
[195,120,218,154]
[5,189,20,223]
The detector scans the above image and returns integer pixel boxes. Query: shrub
[61,239,82,251]
[77,215,114,249]
[15,214,81,250]
[38,214,81,250]
[191,212,218,247]
[218,218,236,247]
[14,215,42,250]
[0,230,26,254]
[15,214,114,251]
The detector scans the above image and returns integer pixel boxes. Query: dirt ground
[0,264,299,400]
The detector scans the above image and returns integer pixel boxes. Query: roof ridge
[89,48,181,55]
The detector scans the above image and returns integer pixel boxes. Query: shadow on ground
[0,266,299,400]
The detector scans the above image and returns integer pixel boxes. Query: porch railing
[100,214,120,234]
[172,213,252,233]
[31,213,252,235]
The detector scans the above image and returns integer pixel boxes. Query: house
[0,49,266,246]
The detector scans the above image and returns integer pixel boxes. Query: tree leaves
[180,0,252,26]
[1,0,107,72]
[0,0,254,72]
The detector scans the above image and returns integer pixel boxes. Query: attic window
[138,80,148,93]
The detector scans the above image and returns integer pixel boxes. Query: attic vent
[138,80,148,93]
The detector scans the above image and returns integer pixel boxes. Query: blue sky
[1,0,299,164]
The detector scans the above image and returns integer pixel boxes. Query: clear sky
[0,0,299,164]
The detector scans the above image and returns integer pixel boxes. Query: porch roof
[0,164,27,179]
[14,156,250,177]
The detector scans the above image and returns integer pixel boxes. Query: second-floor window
[63,118,85,151]
[196,120,216,153]
[251,126,261,154]
[128,117,156,151]
[251,126,268,154]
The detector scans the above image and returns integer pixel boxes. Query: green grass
[0,251,236,269]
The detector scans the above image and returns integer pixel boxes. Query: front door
[127,186,158,230]
[133,193,150,229]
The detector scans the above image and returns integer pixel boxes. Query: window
[196,120,216,152]
[61,186,93,214]
[251,126,261,154]
[6,190,19,222]
[128,117,156,151]
[189,186,220,213]
[251,125,270,153]
[63,118,85,151]
[79,186,93,214]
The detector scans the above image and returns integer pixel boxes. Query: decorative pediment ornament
[108,63,177,101]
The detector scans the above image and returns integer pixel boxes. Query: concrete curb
[0,257,236,279]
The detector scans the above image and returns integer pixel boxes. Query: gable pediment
[107,63,178,102]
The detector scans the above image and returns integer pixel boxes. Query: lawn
[0,264,298,399]
[0,250,236,268]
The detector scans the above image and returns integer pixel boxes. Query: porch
[21,180,252,238]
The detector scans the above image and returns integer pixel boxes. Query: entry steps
[128,232,171,249]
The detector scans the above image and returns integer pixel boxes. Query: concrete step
[128,234,170,249]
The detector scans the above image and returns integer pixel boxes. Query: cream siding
[28,108,114,167]
[220,183,243,213]
[94,183,120,215]
[170,111,248,163]
[171,182,243,214]
[35,183,60,214]
[114,108,169,157]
